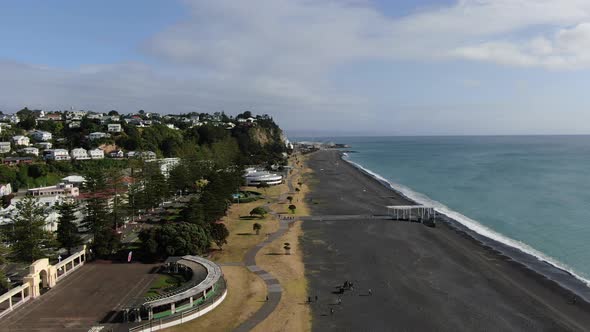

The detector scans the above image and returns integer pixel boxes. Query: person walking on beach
[338,297,342,305]
[315,295,318,302]
[330,308,334,315]
[368,288,372,296]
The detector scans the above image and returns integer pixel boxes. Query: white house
[12,135,29,146]
[71,148,89,160]
[44,149,70,161]
[68,121,81,129]
[141,151,157,161]
[0,183,11,196]
[89,148,104,159]
[158,158,180,177]
[107,123,122,133]
[36,142,52,149]
[20,147,39,156]
[31,130,52,141]
[109,150,124,158]
[0,142,10,153]
[88,132,110,140]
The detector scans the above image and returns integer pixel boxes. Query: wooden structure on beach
[386,205,436,225]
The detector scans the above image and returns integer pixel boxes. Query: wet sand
[302,150,590,331]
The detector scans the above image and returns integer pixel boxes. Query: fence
[129,278,227,332]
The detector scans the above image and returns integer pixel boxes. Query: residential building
[44,149,70,161]
[12,135,29,146]
[88,132,110,140]
[36,142,52,149]
[66,110,87,119]
[158,158,180,177]
[89,148,104,159]
[109,150,124,158]
[0,183,11,196]
[31,130,52,141]
[68,121,81,129]
[20,147,39,156]
[0,114,19,124]
[2,157,33,166]
[61,175,86,186]
[141,151,157,161]
[0,142,10,153]
[70,148,90,160]
[107,123,122,133]
[87,113,103,120]
[28,183,80,198]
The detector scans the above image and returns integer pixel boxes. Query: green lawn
[144,274,187,298]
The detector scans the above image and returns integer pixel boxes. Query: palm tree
[287,196,294,204]
[283,242,291,255]
[288,204,297,214]
[253,223,262,235]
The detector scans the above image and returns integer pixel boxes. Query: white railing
[56,248,86,280]
[0,284,31,319]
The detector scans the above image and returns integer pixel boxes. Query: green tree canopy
[5,196,52,262]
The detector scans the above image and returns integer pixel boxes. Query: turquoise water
[297,136,590,284]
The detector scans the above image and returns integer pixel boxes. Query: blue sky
[2,0,590,135]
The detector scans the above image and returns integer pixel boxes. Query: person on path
[266,295,269,301]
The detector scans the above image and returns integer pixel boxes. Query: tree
[288,204,297,214]
[210,223,229,249]
[108,110,119,116]
[6,196,52,262]
[139,222,211,260]
[253,223,262,235]
[283,242,291,255]
[56,201,83,255]
[250,206,267,219]
[82,170,120,258]
[287,196,293,204]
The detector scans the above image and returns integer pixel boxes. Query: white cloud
[4,0,590,133]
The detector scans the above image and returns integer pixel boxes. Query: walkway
[233,166,300,331]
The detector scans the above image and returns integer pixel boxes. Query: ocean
[295,135,590,293]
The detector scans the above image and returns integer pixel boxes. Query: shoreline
[341,151,590,304]
[302,149,590,331]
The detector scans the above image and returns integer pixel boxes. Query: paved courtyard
[0,262,159,332]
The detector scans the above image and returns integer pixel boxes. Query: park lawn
[253,220,311,332]
[211,197,279,264]
[165,266,266,332]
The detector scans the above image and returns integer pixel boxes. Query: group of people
[326,280,373,316]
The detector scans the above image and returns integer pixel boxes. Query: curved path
[234,165,300,331]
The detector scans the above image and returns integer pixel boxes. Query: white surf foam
[342,155,590,288]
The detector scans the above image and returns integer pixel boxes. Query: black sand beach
[302,150,590,331]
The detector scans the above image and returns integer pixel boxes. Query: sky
[2,0,590,136]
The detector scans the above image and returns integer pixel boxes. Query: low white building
[20,147,39,156]
[12,135,29,146]
[89,148,104,159]
[61,175,86,186]
[31,130,52,141]
[71,148,90,160]
[107,123,122,133]
[88,132,110,140]
[45,149,70,161]
[0,142,10,153]
[244,168,283,186]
